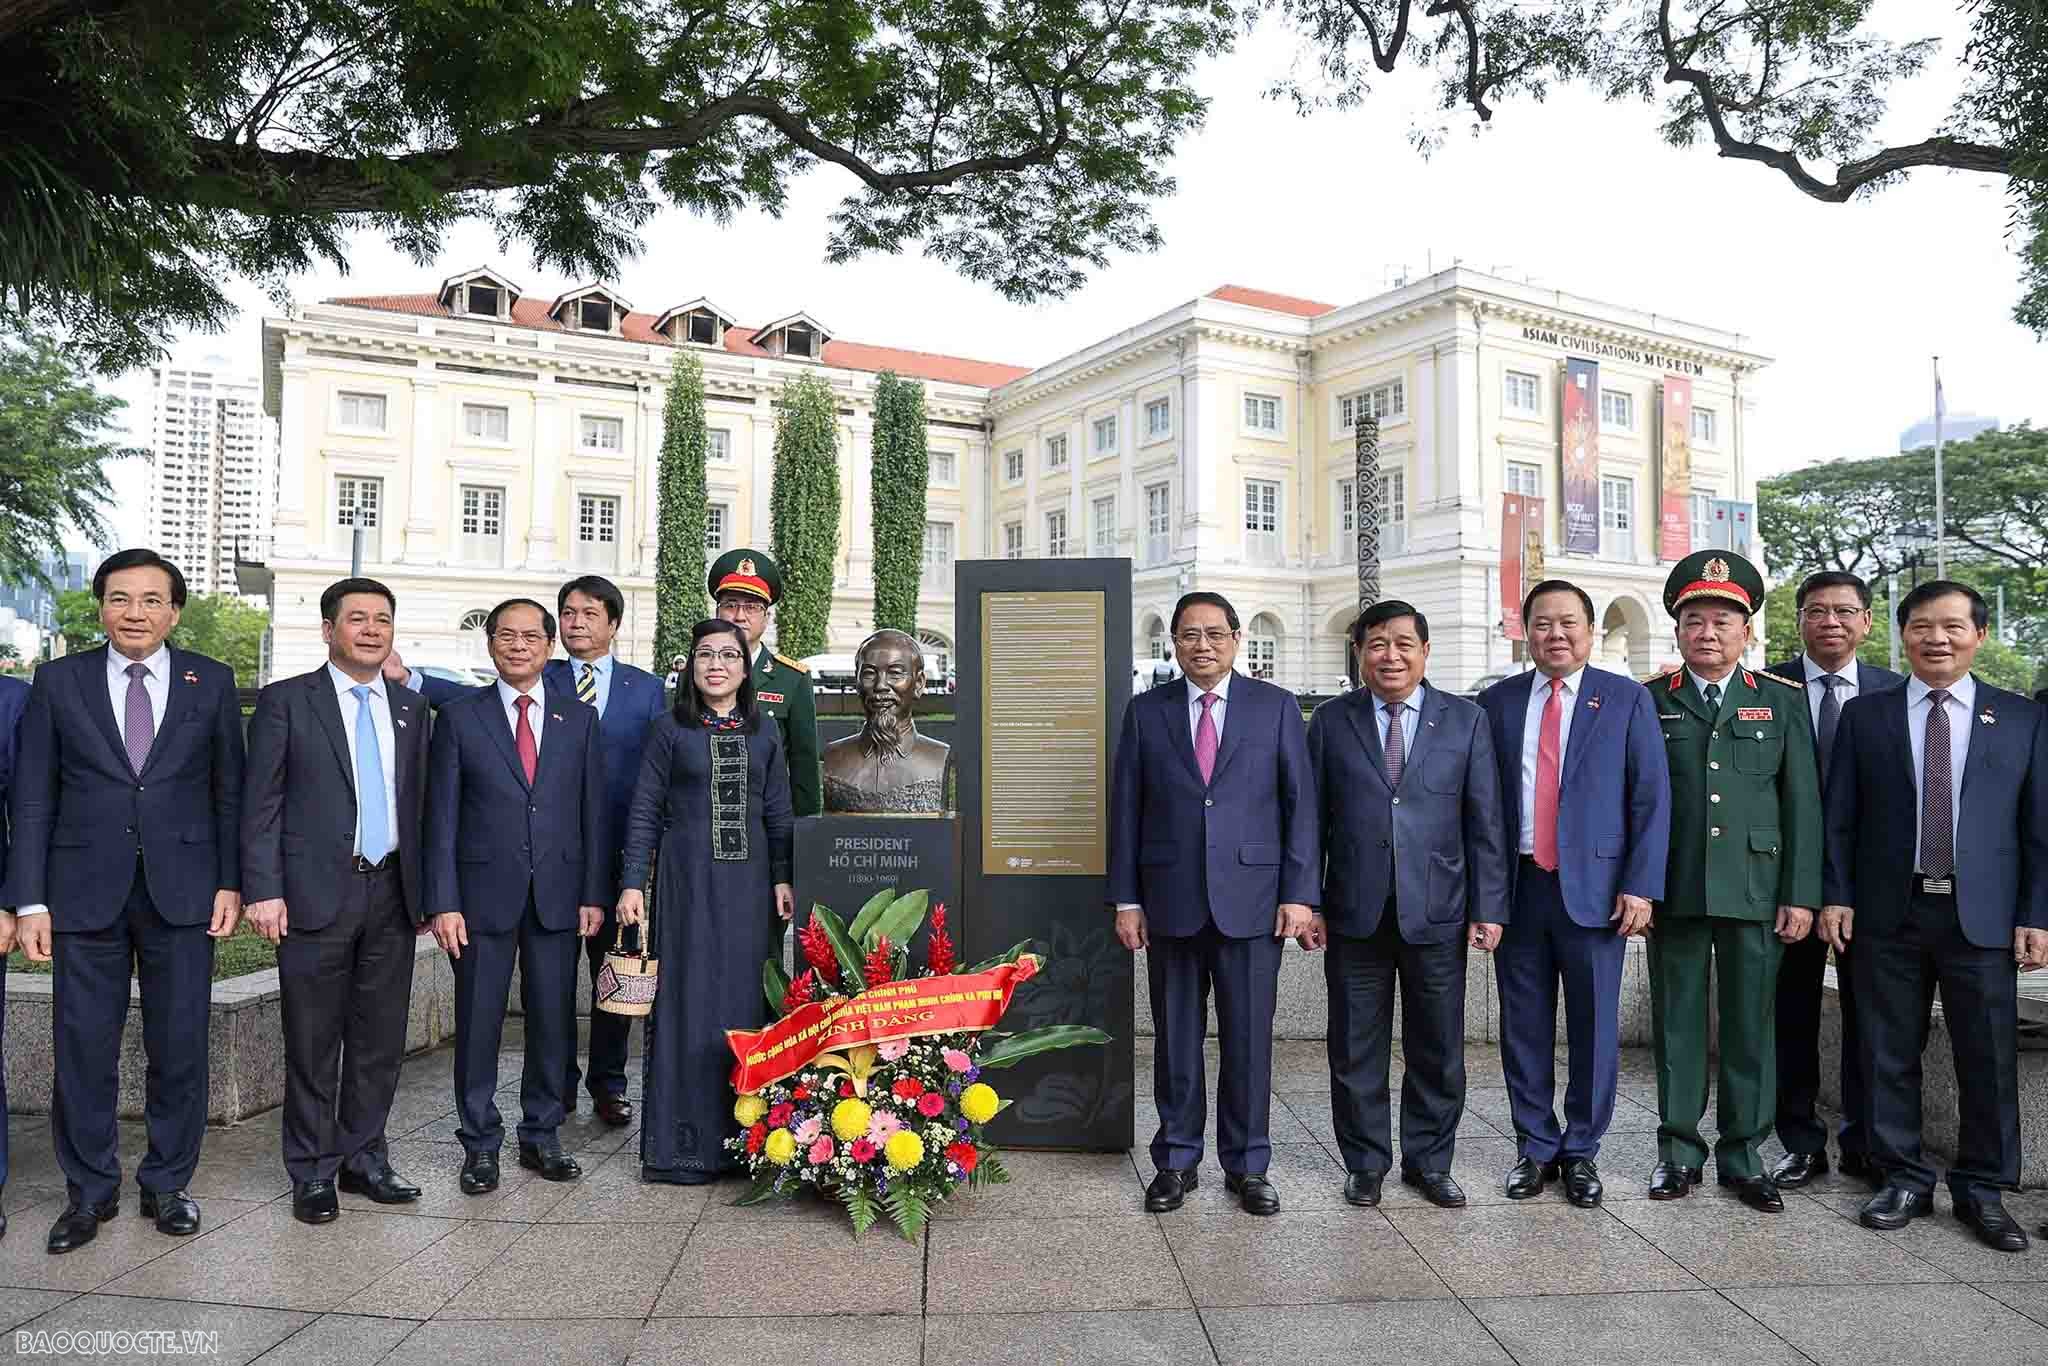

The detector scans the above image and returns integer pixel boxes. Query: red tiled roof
[1205,284,1338,317]
[327,293,1034,389]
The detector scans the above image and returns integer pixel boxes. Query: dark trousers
[568,907,638,1101]
[52,864,212,1207]
[1851,889,2019,1201]
[1495,859,1626,1163]
[451,891,579,1153]
[276,862,415,1183]
[1325,904,1467,1176]
[1146,922,1282,1176]
[1775,931,1870,1157]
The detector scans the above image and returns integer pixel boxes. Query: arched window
[458,609,489,633]
[917,631,953,690]
[1245,613,1281,681]
[1144,615,1168,660]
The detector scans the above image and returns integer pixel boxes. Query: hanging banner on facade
[1707,499,1754,552]
[1500,494,1546,640]
[1659,376,1694,562]
[1560,359,1600,555]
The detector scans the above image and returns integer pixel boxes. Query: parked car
[414,664,490,689]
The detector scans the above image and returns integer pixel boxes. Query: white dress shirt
[1186,672,1232,744]
[1798,655,1865,731]
[329,663,400,854]
[1906,672,1974,871]
[1685,666,1738,718]
[497,677,547,752]
[1518,667,1585,854]
[19,645,176,917]
[571,653,615,717]
[1372,684,1424,759]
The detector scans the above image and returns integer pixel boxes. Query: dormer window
[548,283,631,336]
[749,312,834,362]
[466,283,501,318]
[688,312,719,345]
[436,266,521,319]
[655,298,737,349]
[784,324,816,359]
[578,298,613,332]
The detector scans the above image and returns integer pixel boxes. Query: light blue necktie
[351,685,391,864]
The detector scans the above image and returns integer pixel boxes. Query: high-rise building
[145,364,275,597]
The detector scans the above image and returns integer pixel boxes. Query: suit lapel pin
[551,712,564,722]
[182,670,199,684]
[1586,697,1602,710]
[1980,710,1997,725]
[396,718,408,727]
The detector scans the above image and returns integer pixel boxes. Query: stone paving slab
[3,1044,2048,1364]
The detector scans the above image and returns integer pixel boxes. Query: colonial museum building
[258,267,1767,690]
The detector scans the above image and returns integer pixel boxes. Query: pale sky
[101,2,2040,547]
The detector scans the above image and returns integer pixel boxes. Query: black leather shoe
[45,1200,117,1255]
[1402,1170,1467,1208]
[1144,1168,1198,1212]
[517,1142,582,1182]
[1563,1159,1604,1208]
[139,1188,200,1236]
[1859,1184,1933,1230]
[1224,1172,1280,1216]
[1957,1196,2029,1252]
[1503,1156,1558,1200]
[460,1150,501,1195]
[1721,1174,1785,1213]
[292,1180,338,1225]
[1770,1150,1828,1187]
[1344,1171,1383,1207]
[1648,1162,1698,1200]
[593,1096,633,1127]
[1839,1151,1885,1190]
[339,1164,421,1204]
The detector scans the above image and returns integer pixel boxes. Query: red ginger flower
[864,935,896,987]
[927,902,956,975]
[798,919,841,985]
[781,968,817,1015]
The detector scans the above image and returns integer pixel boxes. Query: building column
[1066,417,1084,558]
[403,375,439,562]
[272,361,310,561]
[1179,348,1206,564]
[751,411,777,546]
[1118,392,1138,561]
[526,385,562,571]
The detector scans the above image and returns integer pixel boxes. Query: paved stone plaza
[5,1032,2048,1364]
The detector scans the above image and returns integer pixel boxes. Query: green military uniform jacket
[1656,667,1823,919]
[753,644,821,817]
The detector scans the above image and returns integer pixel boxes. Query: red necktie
[1533,677,1564,871]
[515,695,538,785]
[1194,692,1219,784]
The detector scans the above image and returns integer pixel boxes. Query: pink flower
[867,1110,904,1143]
[807,1136,835,1165]
[942,1048,973,1073]
[850,1138,878,1163]
[794,1115,823,1145]
[877,1039,911,1062]
[766,1102,794,1129]
[916,1091,947,1117]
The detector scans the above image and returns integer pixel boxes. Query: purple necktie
[123,661,154,774]
[1195,691,1219,784]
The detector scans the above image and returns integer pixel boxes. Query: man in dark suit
[1109,591,1318,1215]
[0,669,28,1236]
[243,578,430,1224]
[1301,601,1508,1209]
[6,549,244,1253]
[1765,570,1902,1190]
[1477,580,1670,1209]
[389,573,661,1127]
[1823,579,2048,1252]
[425,598,609,1194]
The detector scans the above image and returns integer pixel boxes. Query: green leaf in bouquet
[846,887,898,946]
[809,903,867,992]
[763,959,792,1015]
[892,942,908,982]
[970,1153,1012,1190]
[883,1184,931,1242]
[974,1025,1112,1070]
[735,1172,785,1206]
[839,1182,880,1238]
[867,889,929,952]
[964,940,1038,974]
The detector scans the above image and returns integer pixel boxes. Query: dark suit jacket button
[1378,839,1389,848]
[125,827,134,835]
[1204,798,1214,807]
[136,784,144,792]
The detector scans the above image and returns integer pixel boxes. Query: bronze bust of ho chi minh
[822,628,952,814]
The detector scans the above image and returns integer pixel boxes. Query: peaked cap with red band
[707,546,782,606]
[1663,548,1765,620]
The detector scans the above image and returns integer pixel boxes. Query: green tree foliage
[55,588,270,685]
[655,350,709,670]
[1,0,1236,372]
[770,373,841,659]
[1268,1,2046,331]
[868,372,930,635]
[0,319,133,587]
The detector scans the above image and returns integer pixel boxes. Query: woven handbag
[596,867,659,1016]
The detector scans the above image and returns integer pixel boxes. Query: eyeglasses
[1800,605,1868,622]
[693,649,747,665]
[492,630,549,648]
[716,598,768,619]
[1174,628,1237,647]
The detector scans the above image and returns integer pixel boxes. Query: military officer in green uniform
[708,548,822,817]
[1646,550,1822,1213]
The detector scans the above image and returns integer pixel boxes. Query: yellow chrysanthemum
[884,1130,925,1172]
[959,1082,1000,1125]
[764,1128,797,1166]
[733,1094,767,1127]
[831,1098,873,1142]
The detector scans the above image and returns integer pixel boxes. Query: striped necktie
[577,661,598,707]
